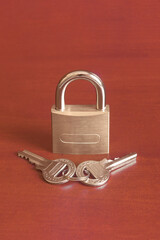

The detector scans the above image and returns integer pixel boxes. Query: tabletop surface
[0,1,160,239]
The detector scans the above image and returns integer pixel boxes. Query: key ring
[62,169,90,182]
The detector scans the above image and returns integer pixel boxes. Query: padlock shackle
[55,71,106,111]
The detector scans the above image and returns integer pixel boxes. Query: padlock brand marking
[59,134,100,144]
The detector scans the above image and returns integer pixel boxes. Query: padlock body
[51,105,109,154]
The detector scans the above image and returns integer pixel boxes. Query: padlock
[51,70,110,154]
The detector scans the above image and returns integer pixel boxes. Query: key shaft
[105,153,137,172]
[18,150,50,167]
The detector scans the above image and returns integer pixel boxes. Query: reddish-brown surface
[0,1,160,239]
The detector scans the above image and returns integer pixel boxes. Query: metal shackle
[55,70,106,111]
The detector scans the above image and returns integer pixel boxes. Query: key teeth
[18,152,30,161]
[18,152,36,166]
[17,153,24,158]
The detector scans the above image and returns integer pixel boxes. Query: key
[76,153,137,186]
[17,150,76,184]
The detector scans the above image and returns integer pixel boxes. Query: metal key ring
[62,169,90,182]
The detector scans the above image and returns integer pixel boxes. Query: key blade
[105,153,137,172]
[17,150,50,167]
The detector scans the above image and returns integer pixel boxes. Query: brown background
[0,1,160,239]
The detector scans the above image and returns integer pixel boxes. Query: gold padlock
[51,70,110,154]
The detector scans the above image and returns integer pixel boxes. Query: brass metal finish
[51,71,110,154]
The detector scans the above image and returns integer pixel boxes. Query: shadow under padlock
[51,70,110,154]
